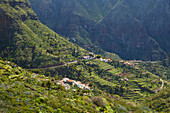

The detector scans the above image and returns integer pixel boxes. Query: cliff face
[0,0,37,50]
[91,0,169,60]
[29,0,169,60]
[0,10,14,40]
[142,0,170,53]
[29,0,98,44]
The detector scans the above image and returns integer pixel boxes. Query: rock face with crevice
[29,0,169,60]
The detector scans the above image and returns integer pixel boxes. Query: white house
[63,78,69,82]
[83,56,90,59]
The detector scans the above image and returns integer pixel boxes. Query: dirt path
[29,60,78,69]
[154,79,164,92]
[160,79,164,90]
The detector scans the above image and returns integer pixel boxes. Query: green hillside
[0,0,87,68]
[145,88,170,112]
[35,58,170,102]
[27,57,170,112]
[29,0,122,60]
[29,0,169,61]
[139,60,170,81]
[0,60,157,112]
[0,0,169,112]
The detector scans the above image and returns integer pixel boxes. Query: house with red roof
[83,56,90,59]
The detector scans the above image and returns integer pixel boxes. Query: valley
[0,0,169,112]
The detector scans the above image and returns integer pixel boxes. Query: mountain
[0,0,170,112]
[0,60,140,112]
[0,0,88,68]
[29,0,170,61]
[39,58,170,100]
[1,58,169,112]
[145,88,170,112]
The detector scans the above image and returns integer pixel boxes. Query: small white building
[63,78,69,82]
[83,56,90,59]
[124,78,129,81]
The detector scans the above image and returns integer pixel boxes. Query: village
[82,52,112,63]
[36,52,162,94]
[120,60,141,69]
[57,78,91,91]
[82,53,141,70]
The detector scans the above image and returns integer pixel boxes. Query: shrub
[96,55,102,59]
[92,96,106,108]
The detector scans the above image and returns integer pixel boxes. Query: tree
[96,55,102,59]
[162,58,169,67]
[92,96,106,108]
[89,54,94,58]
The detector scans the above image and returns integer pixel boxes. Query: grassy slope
[139,61,170,81]
[0,0,169,112]
[73,0,122,22]
[144,88,170,112]
[29,0,122,61]
[38,59,170,103]
[0,59,98,112]
[0,0,87,68]
[0,59,155,112]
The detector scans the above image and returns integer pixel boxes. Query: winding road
[29,60,78,69]
[154,79,164,92]
[29,57,95,69]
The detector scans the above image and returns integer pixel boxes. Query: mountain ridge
[29,0,169,61]
[0,0,169,112]
[0,0,89,68]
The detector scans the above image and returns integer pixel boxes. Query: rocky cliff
[29,0,169,60]
[91,0,169,60]
[0,0,37,51]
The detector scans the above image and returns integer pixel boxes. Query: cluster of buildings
[120,78,129,81]
[120,60,134,66]
[120,60,139,69]
[83,52,95,60]
[99,58,112,62]
[83,56,92,59]
[83,52,112,63]
[57,78,91,90]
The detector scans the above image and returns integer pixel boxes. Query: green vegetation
[37,59,169,102]
[29,0,169,61]
[0,0,87,68]
[29,0,122,61]
[28,58,170,112]
[0,0,169,112]
[0,60,157,112]
[145,88,170,112]
[139,60,170,81]
[0,60,98,112]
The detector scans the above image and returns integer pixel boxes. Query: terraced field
[88,59,123,75]
[46,59,168,101]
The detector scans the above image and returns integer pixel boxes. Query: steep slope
[145,88,170,112]
[29,0,169,61]
[93,0,169,60]
[0,0,87,68]
[139,60,170,81]
[0,0,169,112]
[28,0,122,60]
[35,58,170,102]
[0,59,157,112]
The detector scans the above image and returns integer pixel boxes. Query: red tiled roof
[67,79,73,82]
